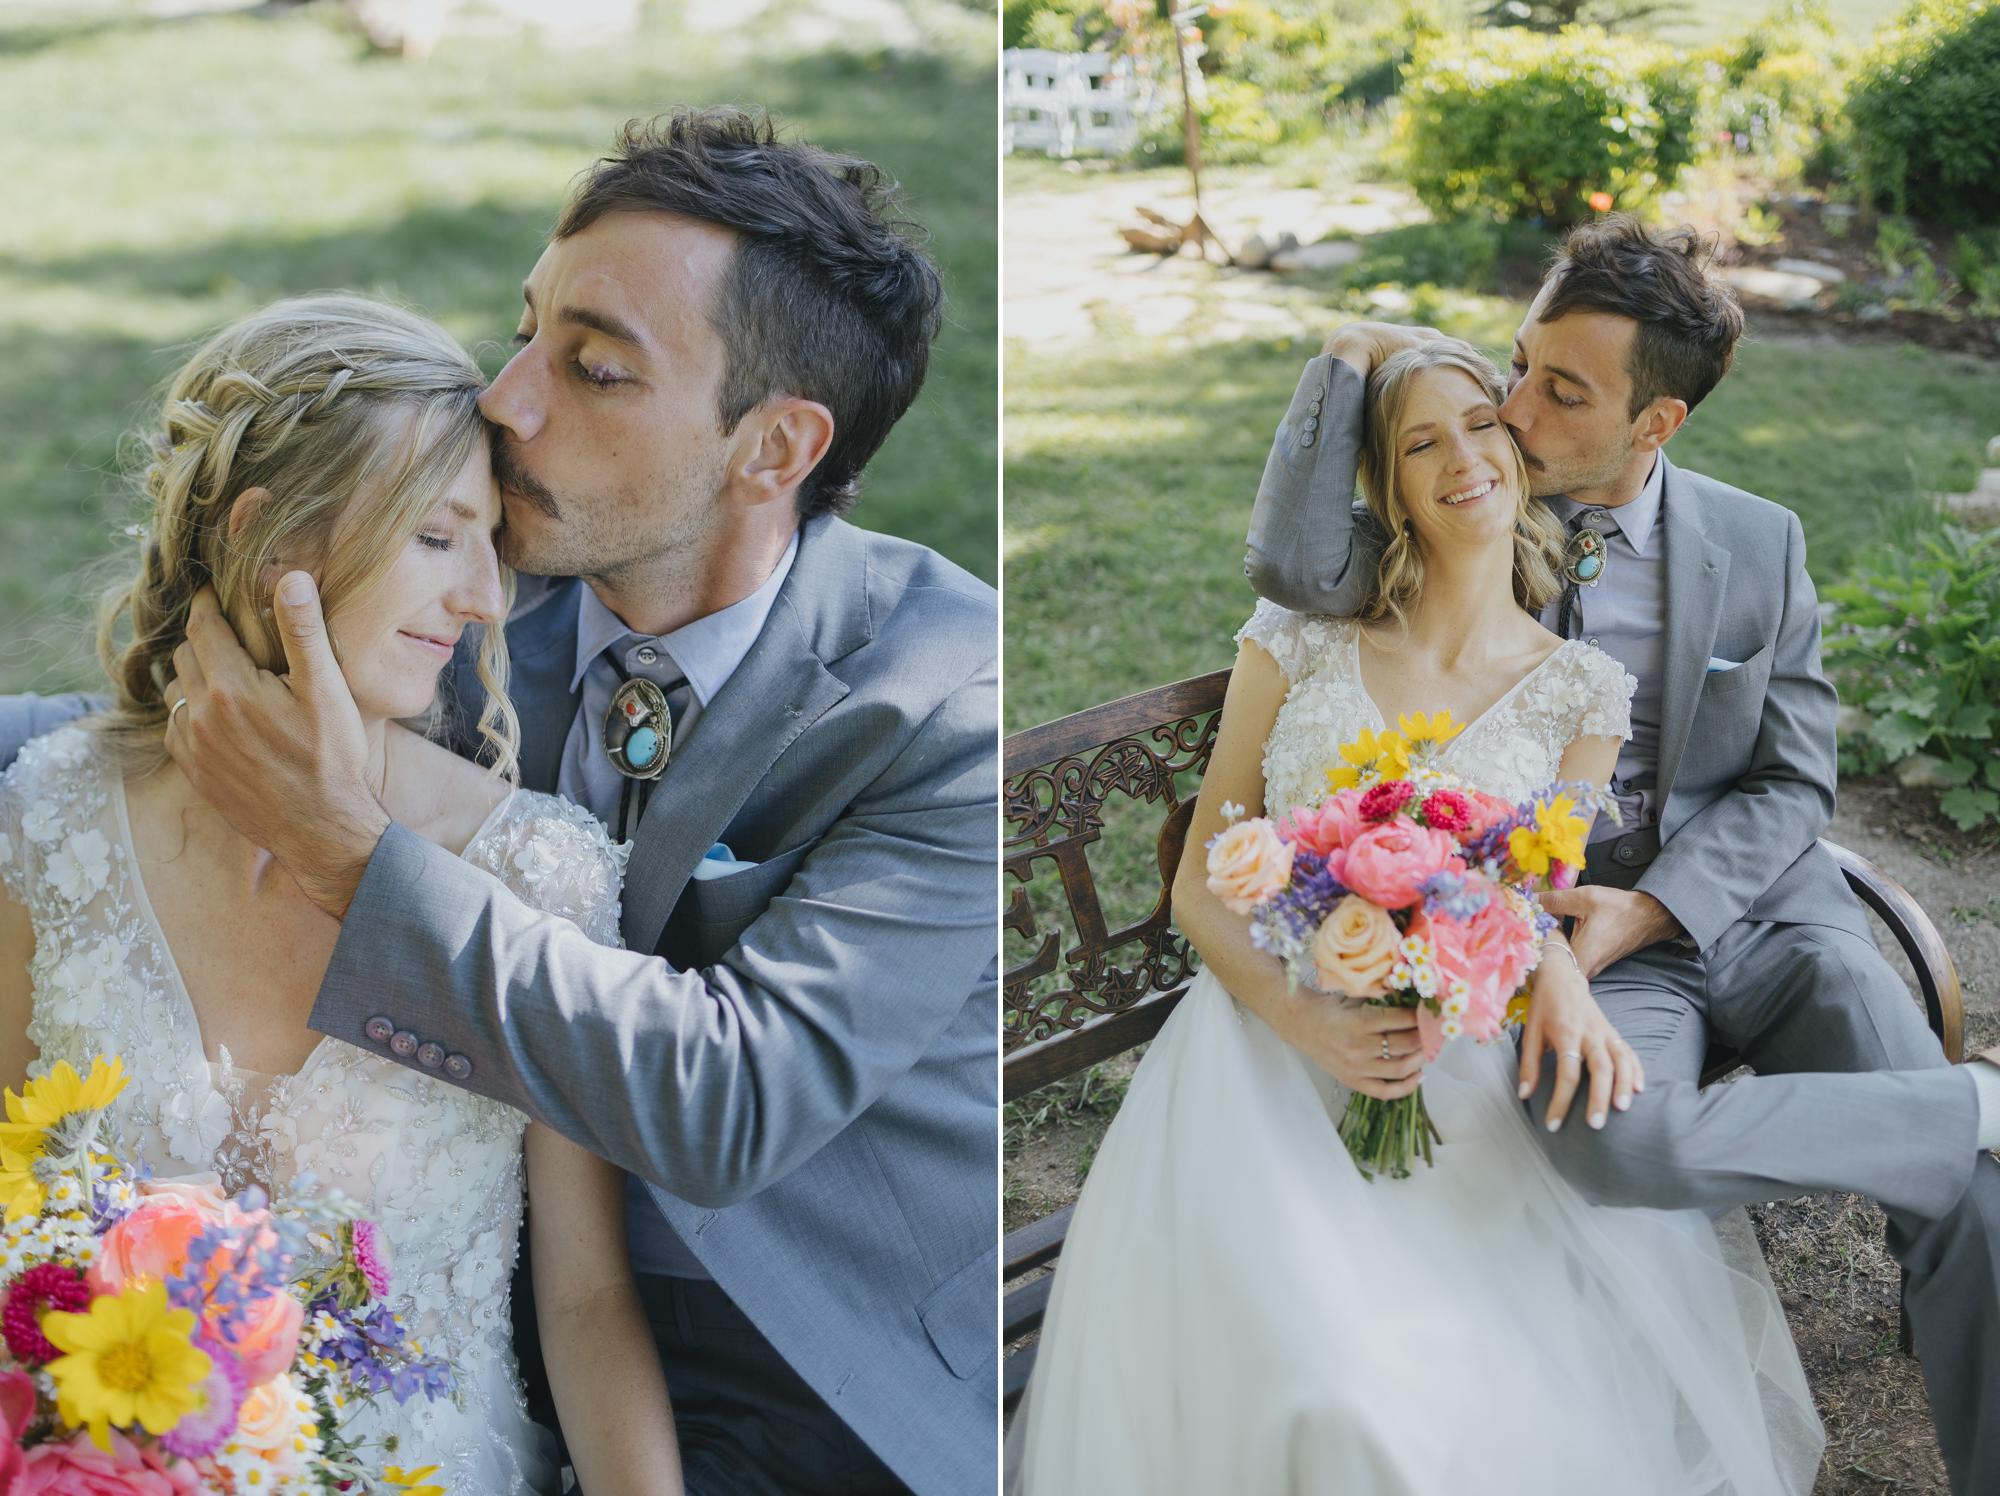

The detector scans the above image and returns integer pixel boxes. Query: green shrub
[1824,511,2000,832]
[1952,231,2000,313]
[1846,0,2000,225]
[1702,1,1851,186]
[1139,75,1284,164]
[1396,26,1701,225]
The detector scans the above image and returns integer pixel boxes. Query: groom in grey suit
[0,110,996,1494]
[1244,216,2000,1492]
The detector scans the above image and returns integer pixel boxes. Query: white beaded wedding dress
[1008,604,1824,1496]
[0,725,629,1495]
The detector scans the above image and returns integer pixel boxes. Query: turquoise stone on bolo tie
[1564,527,1608,587]
[605,677,673,781]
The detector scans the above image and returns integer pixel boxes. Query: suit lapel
[1653,456,1730,807]
[618,517,866,952]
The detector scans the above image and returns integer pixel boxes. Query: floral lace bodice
[0,726,627,1495]
[1236,601,1636,814]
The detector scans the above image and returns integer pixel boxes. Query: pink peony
[15,1431,200,1495]
[1205,818,1295,914]
[0,1367,37,1493]
[1339,821,1463,911]
[1461,891,1540,1032]
[1407,909,1474,1060]
[1357,780,1416,823]
[1460,791,1520,840]
[1281,790,1368,859]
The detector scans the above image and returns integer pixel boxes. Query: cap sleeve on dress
[463,791,629,949]
[1572,645,1638,742]
[1235,598,1313,683]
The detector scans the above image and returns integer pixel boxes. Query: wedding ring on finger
[167,696,189,731]
[1559,1049,1583,1064]
[1380,1037,1393,1062]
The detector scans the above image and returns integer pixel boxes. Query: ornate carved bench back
[1003,670,1230,1099]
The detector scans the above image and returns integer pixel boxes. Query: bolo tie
[1555,519,1609,640]
[603,661,678,842]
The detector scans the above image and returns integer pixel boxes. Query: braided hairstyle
[1355,339,1567,637]
[95,293,520,780]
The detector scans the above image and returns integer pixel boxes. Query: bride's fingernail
[1518,1081,1532,1099]
[1615,1096,1631,1111]
[1546,1116,1562,1133]
[1589,1112,1605,1129]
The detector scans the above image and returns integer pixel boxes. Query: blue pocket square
[1705,656,1745,673]
[690,841,759,880]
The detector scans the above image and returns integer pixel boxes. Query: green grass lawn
[1004,320,2000,734]
[0,2,996,693]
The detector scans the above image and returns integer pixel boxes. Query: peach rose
[1339,821,1462,911]
[88,1201,207,1297]
[227,1281,306,1387]
[232,1374,310,1478]
[1311,895,1402,998]
[135,1173,233,1217]
[1205,818,1294,914]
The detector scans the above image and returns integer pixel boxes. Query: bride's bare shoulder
[386,727,515,856]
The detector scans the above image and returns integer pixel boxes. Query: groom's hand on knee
[1541,887,1681,979]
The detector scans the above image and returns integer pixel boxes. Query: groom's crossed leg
[1526,921,2000,1491]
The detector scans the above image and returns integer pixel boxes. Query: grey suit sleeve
[310,657,998,1208]
[1638,512,1838,952]
[1243,353,1386,616]
[0,695,106,772]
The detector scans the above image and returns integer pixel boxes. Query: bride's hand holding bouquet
[1205,710,1615,1179]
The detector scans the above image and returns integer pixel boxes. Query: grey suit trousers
[1526,898,2000,1491]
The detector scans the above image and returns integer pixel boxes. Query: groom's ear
[735,398,835,509]
[1634,396,1689,453]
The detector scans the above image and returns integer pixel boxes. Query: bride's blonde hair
[92,294,520,780]
[1355,339,1565,634]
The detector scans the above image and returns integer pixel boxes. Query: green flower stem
[1338,1089,1444,1181]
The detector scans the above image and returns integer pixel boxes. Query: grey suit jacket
[1243,352,1865,955]
[0,514,1000,1494]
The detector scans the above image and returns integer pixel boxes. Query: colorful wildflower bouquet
[0,1055,451,1494]
[1204,712,1605,1180]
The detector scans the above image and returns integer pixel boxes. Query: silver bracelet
[1540,941,1582,978]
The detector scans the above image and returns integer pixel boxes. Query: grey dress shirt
[556,533,799,1278]
[1540,454,1666,843]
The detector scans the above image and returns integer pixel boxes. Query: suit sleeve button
[390,1029,418,1058]
[444,1054,473,1080]
[416,1042,445,1069]
[364,1016,394,1044]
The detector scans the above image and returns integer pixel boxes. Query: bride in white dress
[0,297,679,1493]
[1009,341,1824,1494]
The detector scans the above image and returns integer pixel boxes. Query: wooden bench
[1002,669,1967,1413]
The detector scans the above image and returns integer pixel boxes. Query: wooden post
[1166,4,1206,215]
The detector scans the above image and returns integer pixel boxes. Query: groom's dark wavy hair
[1540,216,1745,421]
[554,108,945,520]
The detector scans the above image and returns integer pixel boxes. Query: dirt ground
[1004,791,2000,1494]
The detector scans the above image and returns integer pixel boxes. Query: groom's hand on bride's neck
[162,578,386,919]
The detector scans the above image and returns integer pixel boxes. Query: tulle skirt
[1008,971,1824,1495]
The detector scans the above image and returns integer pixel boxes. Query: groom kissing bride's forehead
[0,106,997,1496]
[1246,214,2000,1493]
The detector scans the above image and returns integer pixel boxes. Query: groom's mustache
[491,436,564,521]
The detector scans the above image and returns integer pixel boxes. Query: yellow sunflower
[1325,727,1410,792]
[0,1056,128,1223]
[43,1279,211,1452]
